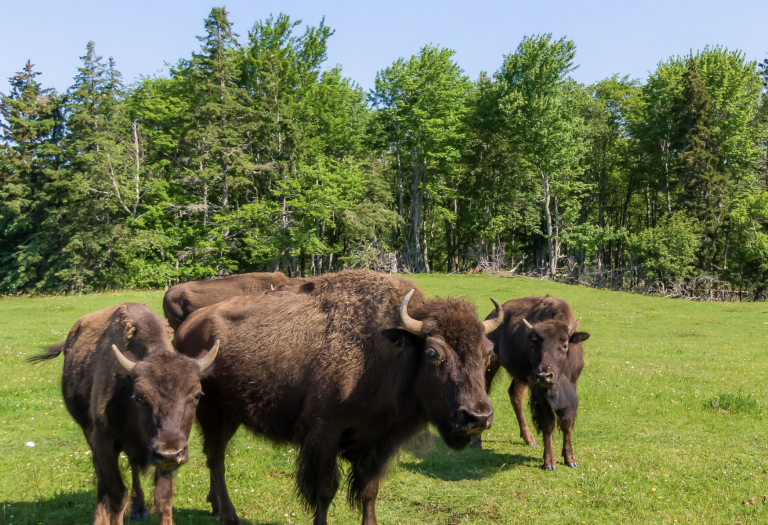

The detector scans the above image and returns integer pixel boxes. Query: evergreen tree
[672,58,724,269]
[50,42,130,291]
[0,61,62,291]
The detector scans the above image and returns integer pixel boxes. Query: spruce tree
[0,61,62,291]
[672,58,726,270]
[53,42,128,291]
[183,7,256,217]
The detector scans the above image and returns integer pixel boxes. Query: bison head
[522,318,589,388]
[385,290,503,450]
[112,341,219,470]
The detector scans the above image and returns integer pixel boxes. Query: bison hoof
[541,464,556,471]
[130,512,149,521]
[528,442,537,447]
[566,461,578,468]
[469,440,483,450]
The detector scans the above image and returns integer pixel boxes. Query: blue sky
[2,0,767,94]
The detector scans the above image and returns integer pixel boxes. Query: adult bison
[470,296,589,471]
[174,270,503,525]
[163,272,290,330]
[30,303,219,525]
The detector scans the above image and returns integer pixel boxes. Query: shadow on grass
[2,491,273,525]
[400,435,538,481]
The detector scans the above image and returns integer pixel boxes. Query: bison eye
[425,348,440,362]
[194,391,203,400]
[133,394,147,405]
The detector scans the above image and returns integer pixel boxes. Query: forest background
[2,8,768,298]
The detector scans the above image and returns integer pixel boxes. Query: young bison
[30,303,219,525]
[471,296,589,471]
[174,270,503,525]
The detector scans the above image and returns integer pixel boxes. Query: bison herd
[32,270,589,525]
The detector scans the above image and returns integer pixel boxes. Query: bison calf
[31,303,218,525]
[472,296,589,471]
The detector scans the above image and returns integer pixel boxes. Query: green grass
[2,275,768,524]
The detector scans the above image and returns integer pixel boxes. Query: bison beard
[174,270,501,525]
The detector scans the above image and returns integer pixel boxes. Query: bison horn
[112,344,137,374]
[197,340,220,372]
[522,318,534,330]
[398,289,424,336]
[569,316,582,335]
[482,298,504,334]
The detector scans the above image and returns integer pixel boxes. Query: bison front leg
[530,394,556,471]
[343,446,393,525]
[91,438,129,525]
[470,356,501,449]
[154,468,176,525]
[297,429,341,525]
[198,402,240,525]
[557,409,578,468]
[128,460,148,521]
[510,378,536,446]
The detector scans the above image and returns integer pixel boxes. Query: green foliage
[705,391,760,414]
[1,13,767,294]
[627,213,701,282]
[370,45,472,272]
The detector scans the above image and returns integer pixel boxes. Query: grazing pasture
[1,274,767,524]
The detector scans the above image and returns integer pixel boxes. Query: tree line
[2,8,767,297]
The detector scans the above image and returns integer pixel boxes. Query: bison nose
[458,401,493,434]
[152,445,188,468]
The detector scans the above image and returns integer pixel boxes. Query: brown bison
[470,296,589,471]
[174,270,503,525]
[162,271,290,330]
[30,303,219,525]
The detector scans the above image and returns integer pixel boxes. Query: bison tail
[27,342,66,363]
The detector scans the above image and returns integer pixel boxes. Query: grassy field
[2,274,768,525]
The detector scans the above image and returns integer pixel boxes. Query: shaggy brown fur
[471,295,589,471]
[30,303,217,525]
[173,270,496,525]
[162,272,290,330]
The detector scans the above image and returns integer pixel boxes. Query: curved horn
[398,289,424,336]
[112,344,137,374]
[522,318,534,331]
[197,340,220,372]
[482,298,504,334]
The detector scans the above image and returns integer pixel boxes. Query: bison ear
[569,332,590,344]
[381,328,422,349]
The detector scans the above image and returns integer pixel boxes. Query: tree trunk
[539,167,556,277]
[410,149,423,272]
[445,219,453,273]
